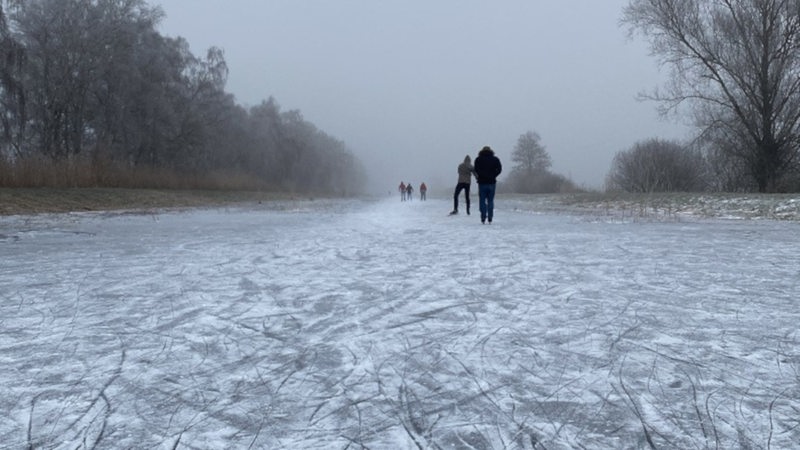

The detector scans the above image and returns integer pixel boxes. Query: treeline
[604,137,800,193]
[504,129,800,195]
[511,1,800,195]
[0,0,366,194]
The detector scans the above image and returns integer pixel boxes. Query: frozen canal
[1,197,799,449]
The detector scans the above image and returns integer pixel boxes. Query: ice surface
[1,197,799,449]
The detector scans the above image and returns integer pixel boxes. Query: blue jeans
[478,183,496,221]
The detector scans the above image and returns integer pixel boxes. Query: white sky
[153,0,693,191]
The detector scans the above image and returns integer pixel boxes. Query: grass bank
[502,192,800,221]
[0,188,302,216]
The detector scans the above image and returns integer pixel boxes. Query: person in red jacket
[419,182,427,201]
[398,181,406,201]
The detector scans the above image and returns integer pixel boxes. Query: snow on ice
[1,196,799,449]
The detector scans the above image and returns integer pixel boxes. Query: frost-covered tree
[606,138,705,192]
[11,0,166,160]
[0,0,366,194]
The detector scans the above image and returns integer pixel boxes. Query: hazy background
[153,0,692,193]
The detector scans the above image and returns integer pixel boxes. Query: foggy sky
[154,0,692,192]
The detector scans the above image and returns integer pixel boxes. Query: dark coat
[474,147,502,185]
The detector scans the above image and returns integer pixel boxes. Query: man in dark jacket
[473,146,502,224]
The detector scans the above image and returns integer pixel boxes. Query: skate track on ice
[1,197,799,449]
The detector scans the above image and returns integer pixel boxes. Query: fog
[154,1,692,192]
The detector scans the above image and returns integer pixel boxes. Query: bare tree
[506,130,579,193]
[15,0,98,159]
[622,0,800,192]
[699,127,758,192]
[0,0,25,158]
[511,130,551,174]
[606,138,705,192]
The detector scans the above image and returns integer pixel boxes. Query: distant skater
[474,146,502,224]
[399,181,406,201]
[419,182,427,201]
[406,183,413,201]
[450,155,475,215]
